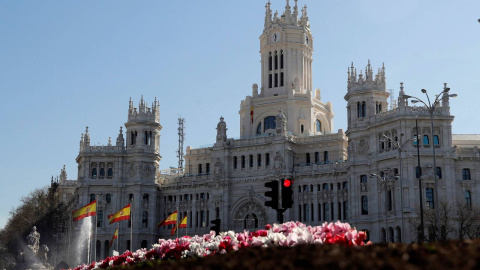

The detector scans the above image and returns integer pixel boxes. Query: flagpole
[116,222,119,253]
[185,214,188,237]
[176,208,179,239]
[130,198,133,251]
[94,196,98,262]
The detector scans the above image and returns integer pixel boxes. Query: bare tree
[455,200,480,240]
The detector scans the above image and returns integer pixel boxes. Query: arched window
[423,135,429,146]
[266,153,270,166]
[264,116,276,131]
[142,211,148,228]
[106,193,111,203]
[465,190,472,209]
[249,155,253,167]
[434,135,440,146]
[323,203,330,221]
[360,175,367,183]
[361,196,368,215]
[233,156,238,169]
[361,102,366,117]
[268,52,272,71]
[316,119,321,133]
[436,167,442,179]
[96,240,101,259]
[97,210,103,227]
[280,50,284,69]
[104,240,109,258]
[91,168,97,179]
[241,155,245,169]
[107,168,113,178]
[274,51,278,70]
[90,193,96,203]
[314,152,319,163]
[357,102,361,118]
[306,153,311,164]
[257,154,262,167]
[323,151,329,163]
[99,168,105,178]
[256,123,262,135]
[198,164,203,174]
[462,168,471,180]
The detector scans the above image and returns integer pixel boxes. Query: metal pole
[385,179,388,242]
[430,110,439,240]
[416,118,425,242]
[94,196,98,262]
[130,198,133,251]
[116,223,119,254]
[399,140,404,243]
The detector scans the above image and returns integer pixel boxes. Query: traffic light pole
[276,208,286,223]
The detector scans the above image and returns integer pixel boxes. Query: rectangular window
[198,164,203,174]
[324,203,330,221]
[269,54,272,71]
[97,210,103,227]
[280,72,284,86]
[257,154,262,167]
[462,169,471,180]
[426,188,434,209]
[301,124,304,134]
[280,53,284,69]
[249,155,253,168]
[306,153,310,164]
[343,201,348,220]
[434,135,440,146]
[318,203,322,221]
[241,156,245,169]
[274,54,278,70]
[324,151,329,163]
[360,174,367,183]
[315,152,319,164]
[361,196,368,215]
[206,163,210,174]
[274,73,278,87]
[266,153,270,167]
[387,190,393,211]
[269,74,272,88]
[233,156,237,169]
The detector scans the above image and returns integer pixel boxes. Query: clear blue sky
[1,0,479,229]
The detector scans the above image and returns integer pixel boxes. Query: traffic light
[282,179,293,209]
[210,219,221,235]
[264,180,279,210]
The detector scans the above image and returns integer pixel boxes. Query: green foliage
[0,185,75,266]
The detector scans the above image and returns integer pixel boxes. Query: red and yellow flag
[109,228,118,249]
[158,211,177,227]
[171,224,178,236]
[179,215,187,228]
[171,215,187,236]
[72,200,96,221]
[108,204,131,224]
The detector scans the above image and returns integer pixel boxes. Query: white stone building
[56,0,480,262]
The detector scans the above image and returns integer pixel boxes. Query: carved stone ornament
[196,199,208,210]
[347,140,356,155]
[141,163,151,177]
[360,183,368,192]
[213,158,223,181]
[273,152,284,176]
[357,138,369,155]
[317,190,333,202]
[338,189,348,202]
[129,163,136,177]
[233,201,267,229]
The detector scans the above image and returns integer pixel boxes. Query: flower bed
[71,221,368,270]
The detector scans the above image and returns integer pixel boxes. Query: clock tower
[239,1,334,138]
[259,0,312,97]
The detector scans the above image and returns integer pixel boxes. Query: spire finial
[85,126,89,134]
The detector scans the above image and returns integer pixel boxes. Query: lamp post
[402,85,457,240]
[380,133,415,243]
[370,172,392,242]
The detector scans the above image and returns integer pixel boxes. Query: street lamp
[402,84,457,240]
[370,172,395,242]
[380,133,415,243]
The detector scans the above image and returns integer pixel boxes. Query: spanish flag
[171,215,187,236]
[72,200,96,221]
[158,211,177,227]
[109,228,118,249]
[171,224,178,236]
[179,215,187,228]
[108,204,131,224]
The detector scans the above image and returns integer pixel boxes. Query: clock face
[271,32,280,43]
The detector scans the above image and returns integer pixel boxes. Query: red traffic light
[283,179,292,187]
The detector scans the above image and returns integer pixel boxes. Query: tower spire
[265,1,272,28]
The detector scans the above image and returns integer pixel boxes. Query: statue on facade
[27,226,40,255]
